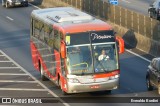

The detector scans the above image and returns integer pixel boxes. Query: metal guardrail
[56,0,160,41]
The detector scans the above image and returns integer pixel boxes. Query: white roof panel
[32,7,94,23]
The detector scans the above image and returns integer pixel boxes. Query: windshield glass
[67,45,93,75]
[66,30,118,75]
[67,43,118,75]
[92,43,119,73]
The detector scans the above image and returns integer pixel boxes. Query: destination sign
[66,30,115,45]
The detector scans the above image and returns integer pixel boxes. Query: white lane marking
[121,0,130,3]
[0,50,70,106]
[125,49,151,63]
[0,88,47,91]
[28,3,41,9]
[0,67,19,69]
[0,73,27,76]
[0,61,11,62]
[6,16,14,21]
[0,80,38,83]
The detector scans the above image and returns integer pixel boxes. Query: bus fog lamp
[115,74,119,78]
[68,78,79,83]
[109,74,119,80]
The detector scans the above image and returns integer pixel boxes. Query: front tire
[25,3,28,7]
[40,62,48,81]
[59,78,67,95]
[23,2,28,7]
[5,2,10,8]
[106,90,111,94]
[146,77,153,91]
[148,11,152,18]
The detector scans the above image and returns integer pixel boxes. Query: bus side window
[34,19,40,39]
[39,22,44,41]
[60,32,63,40]
[53,29,60,51]
[44,24,50,44]
[31,18,34,36]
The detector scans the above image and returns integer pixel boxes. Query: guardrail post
[114,5,115,24]
[144,16,146,36]
[125,9,127,28]
[89,0,90,13]
[131,11,133,29]
[80,0,82,10]
[120,6,121,26]
[137,14,139,34]
[151,18,153,38]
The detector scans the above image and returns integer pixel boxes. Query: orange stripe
[93,70,120,78]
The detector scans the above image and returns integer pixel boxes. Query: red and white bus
[30,7,124,94]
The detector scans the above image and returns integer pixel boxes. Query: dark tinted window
[66,30,115,46]
[156,60,160,71]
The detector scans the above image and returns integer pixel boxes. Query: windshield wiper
[81,70,85,75]
[94,55,108,73]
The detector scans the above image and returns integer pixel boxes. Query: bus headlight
[68,78,80,83]
[109,74,120,80]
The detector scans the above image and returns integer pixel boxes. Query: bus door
[46,28,60,78]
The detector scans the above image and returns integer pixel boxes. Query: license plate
[90,85,100,89]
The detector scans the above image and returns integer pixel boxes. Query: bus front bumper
[66,79,119,93]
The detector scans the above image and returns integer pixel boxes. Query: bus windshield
[66,30,118,75]
[67,43,118,75]
[67,45,92,75]
[92,43,119,73]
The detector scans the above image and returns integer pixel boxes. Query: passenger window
[158,60,160,71]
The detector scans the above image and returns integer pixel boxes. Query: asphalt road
[0,1,159,106]
[104,0,156,16]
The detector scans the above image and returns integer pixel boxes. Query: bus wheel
[40,63,48,81]
[148,11,152,18]
[105,90,111,94]
[146,77,153,91]
[58,78,67,95]
[23,3,28,7]
[6,2,10,8]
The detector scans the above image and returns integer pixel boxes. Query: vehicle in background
[30,7,125,94]
[148,0,160,20]
[2,0,28,8]
[146,57,160,95]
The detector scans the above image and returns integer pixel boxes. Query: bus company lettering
[91,33,113,40]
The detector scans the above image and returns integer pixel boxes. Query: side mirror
[60,41,66,58]
[116,36,125,54]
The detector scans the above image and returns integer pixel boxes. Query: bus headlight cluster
[68,78,80,83]
[109,74,119,80]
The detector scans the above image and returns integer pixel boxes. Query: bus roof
[31,7,113,34]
